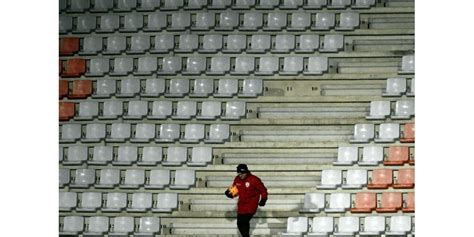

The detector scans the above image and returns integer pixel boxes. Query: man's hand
[258,198,267,206]
[225,190,233,198]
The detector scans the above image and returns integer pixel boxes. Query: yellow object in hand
[229,185,239,198]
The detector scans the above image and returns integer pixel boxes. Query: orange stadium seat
[61,59,86,77]
[368,169,392,189]
[400,123,415,143]
[403,192,415,213]
[351,192,376,213]
[384,146,409,166]
[69,80,92,99]
[60,37,80,56]
[59,80,69,99]
[59,102,75,121]
[394,169,414,189]
[376,192,402,213]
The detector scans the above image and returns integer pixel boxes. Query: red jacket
[232,173,268,214]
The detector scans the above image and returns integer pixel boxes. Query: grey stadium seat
[93,79,116,99]
[216,12,239,30]
[353,0,376,9]
[382,78,407,97]
[231,56,255,75]
[325,193,351,213]
[120,14,143,32]
[392,100,415,119]
[77,192,102,212]
[138,146,163,166]
[281,57,304,75]
[190,79,214,97]
[186,0,207,9]
[296,35,320,53]
[170,170,196,189]
[74,16,96,34]
[241,12,263,31]
[152,193,178,212]
[249,35,271,53]
[256,57,279,75]
[104,36,126,55]
[309,217,334,236]
[359,146,383,166]
[273,35,296,53]
[177,34,198,53]
[162,0,184,10]
[80,36,103,55]
[335,217,359,236]
[215,79,238,97]
[399,55,415,74]
[97,15,120,33]
[151,34,174,53]
[117,78,141,97]
[86,58,109,77]
[124,101,148,120]
[223,35,247,53]
[90,146,113,165]
[386,216,412,235]
[360,216,385,235]
[170,12,190,31]
[110,217,134,236]
[145,169,170,189]
[60,216,84,235]
[103,193,127,212]
[316,169,342,189]
[70,168,95,188]
[366,101,391,120]
[162,146,188,166]
[156,124,181,142]
[114,146,138,165]
[121,169,145,188]
[200,35,223,53]
[136,217,161,236]
[69,0,92,15]
[158,56,182,75]
[144,13,167,32]
[304,56,328,75]
[407,78,415,96]
[300,193,325,213]
[205,124,230,143]
[208,56,230,75]
[173,101,197,120]
[304,0,327,9]
[128,193,153,212]
[342,169,367,189]
[282,217,308,237]
[289,13,311,31]
[60,124,82,143]
[96,168,120,188]
[137,0,161,11]
[100,101,123,120]
[183,56,206,75]
[333,146,358,166]
[336,12,360,30]
[265,12,287,30]
[240,79,263,97]
[128,35,151,54]
[110,58,133,76]
[131,124,156,142]
[233,0,255,9]
[84,216,109,236]
[328,0,351,9]
[188,147,213,166]
[197,101,221,120]
[59,16,73,34]
[149,101,172,120]
[281,0,303,9]
[222,101,246,120]
[181,124,205,143]
[375,123,400,143]
[313,13,336,30]
[142,78,165,97]
[193,12,216,30]
[59,169,70,188]
[350,123,375,143]
[135,56,157,75]
[320,35,344,52]
[64,146,88,165]
[83,123,106,142]
[115,0,137,12]
[59,191,77,211]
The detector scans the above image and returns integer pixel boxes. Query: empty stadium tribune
[59,0,414,236]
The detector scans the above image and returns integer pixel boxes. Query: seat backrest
[364,216,385,232]
[80,192,102,208]
[337,147,358,163]
[112,216,134,233]
[369,101,391,117]
[157,193,178,209]
[311,217,334,233]
[380,192,402,209]
[191,147,213,163]
[378,123,400,139]
[402,123,415,140]
[286,217,308,233]
[387,146,409,163]
[149,169,171,186]
[138,217,160,233]
[63,216,84,232]
[346,169,367,185]
[174,170,195,186]
[354,192,376,209]
[303,193,325,209]
[131,193,152,208]
[87,216,109,233]
[389,216,412,232]
[74,169,95,185]
[321,169,342,186]
[397,169,415,185]
[371,169,393,186]
[142,147,163,163]
[59,191,77,209]
[329,193,350,209]
[354,124,375,140]
[99,169,120,185]
[118,146,138,162]
[362,146,383,162]
[124,169,145,185]
[338,216,359,233]
[209,124,230,140]
[106,192,127,209]
[167,147,188,163]
[67,146,88,163]
[110,123,130,139]
[159,124,181,140]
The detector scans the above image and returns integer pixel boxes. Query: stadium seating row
[60,145,212,166]
[59,12,360,33]
[59,123,230,144]
[59,78,262,99]
[59,168,195,189]
[351,123,415,143]
[334,146,414,166]
[60,191,178,212]
[60,100,247,121]
[60,34,344,56]
[300,192,414,213]
[382,77,415,97]
[318,168,414,189]
[59,215,160,236]
[282,215,413,236]
[60,0,375,13]
[59,56,330,77]
[367,100,414,120]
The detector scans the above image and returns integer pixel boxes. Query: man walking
[225,164,268,237]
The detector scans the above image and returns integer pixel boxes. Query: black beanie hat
[236,164,249,173]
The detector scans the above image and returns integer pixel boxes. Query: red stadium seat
[69,80,92,99]
[368,169,392,189]
[384,146,409,166]
[351,192,376,213]
[59,102,75,121]
[59,80,68,99]
[59,37,80,56]
[400,123,415,143]
[393,169,414,189]
[61,59,86,77]
[376,192,402,213]
[403,192,414,213]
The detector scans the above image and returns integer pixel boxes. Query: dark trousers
[237,213,254,237]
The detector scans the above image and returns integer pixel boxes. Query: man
[225,164,268,237]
